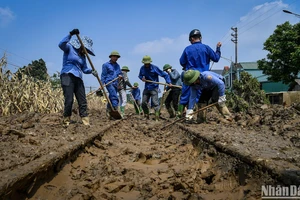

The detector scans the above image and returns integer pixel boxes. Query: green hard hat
[142,55,152,64]
[163,64,172,71]
[122,66,130,71]
[109,51,121,58]
[133,82,139,87]
[183,70,200,85]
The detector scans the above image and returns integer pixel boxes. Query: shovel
[130,93,143,115]
[76,34,122,119]
[159,85,170,114]
[161,102,218,130]
[86,76,119,97]
[145,80,182,88]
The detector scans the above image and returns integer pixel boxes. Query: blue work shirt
[59,35,92,79]
[179,71,190,105]
[168,69,182,87]
[138,64,171,90]
[179,41,221,72]
[188,71,225,109]
[101,61,122,86]
[131,87,141,100]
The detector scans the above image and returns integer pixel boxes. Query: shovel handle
[130,93,142,114]
[159,85,167,113]
[145,80,182,88]
[75,34,115,110]
[161,102,218,130]
[86,76,120,97]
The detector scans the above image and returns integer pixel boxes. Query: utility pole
[231,27,238,88]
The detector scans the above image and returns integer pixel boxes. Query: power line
[220,0,297,47]
[0,47,33,62]
[239,7,287,35]
[219,1,268,44]
[7,62,22,69]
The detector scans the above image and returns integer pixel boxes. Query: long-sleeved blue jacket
[101,61,122,86]
[131,87,141,100]
[179,41,221,72]
[188,71,225,109]
[59,35,92,79]
[169,69,182,86]
[138,64,171,90]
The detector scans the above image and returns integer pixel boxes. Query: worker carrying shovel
[183,70,232,123]
[118,66,135,118]
[131,82,143,115]
[138,55,172,121]
[162,64,182,119]
[101,51,123,119]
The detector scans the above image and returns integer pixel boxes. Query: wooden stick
[161,102,218,130]
[76,34,116,111]
[130,93,142,114]
[86,77,119,97]
[145,80,182,88]
[159,85,167,113]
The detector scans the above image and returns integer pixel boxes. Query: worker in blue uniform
[138,55,171,121]
[179,28,222,121]
[183,70,232,123]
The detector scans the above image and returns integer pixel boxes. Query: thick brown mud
[0,104,299,200]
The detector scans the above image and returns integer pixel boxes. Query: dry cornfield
[0,65,64,116]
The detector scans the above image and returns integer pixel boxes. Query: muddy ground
[0,103,299,199]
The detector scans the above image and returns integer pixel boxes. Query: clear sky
[1,0,299,94]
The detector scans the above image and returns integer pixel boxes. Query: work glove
[92,70,98,77]
[218,95,226,107]
[70,29,79,36]
[185,109,194,121]
[167,69,172,73]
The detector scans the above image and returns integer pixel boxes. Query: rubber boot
[197,103,207,124]
[139,106,143,115]
[155,111,160,121]
[217,105,233,122]
[143,106,150,119]
[167,107,175,118]
[63,116,71,127]
[120,106,125,118]
[81,117,90,126]
[176,104,184,119]
[134,105,139,114]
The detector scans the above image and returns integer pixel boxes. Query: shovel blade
[110,110,122,119]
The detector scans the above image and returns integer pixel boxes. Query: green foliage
[227,71,269,112]
[50,72,61,89]
[16,59,48,81]
[257,21,300,89]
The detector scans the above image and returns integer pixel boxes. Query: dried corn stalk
[0,64,64,116]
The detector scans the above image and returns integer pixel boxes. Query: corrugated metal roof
[245,70,268,82]
[240,62,258,70]
[211,69,223,75]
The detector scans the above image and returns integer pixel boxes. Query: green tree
[16,59,48,81]
[257,21,300,89]
[50,72,61,89]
